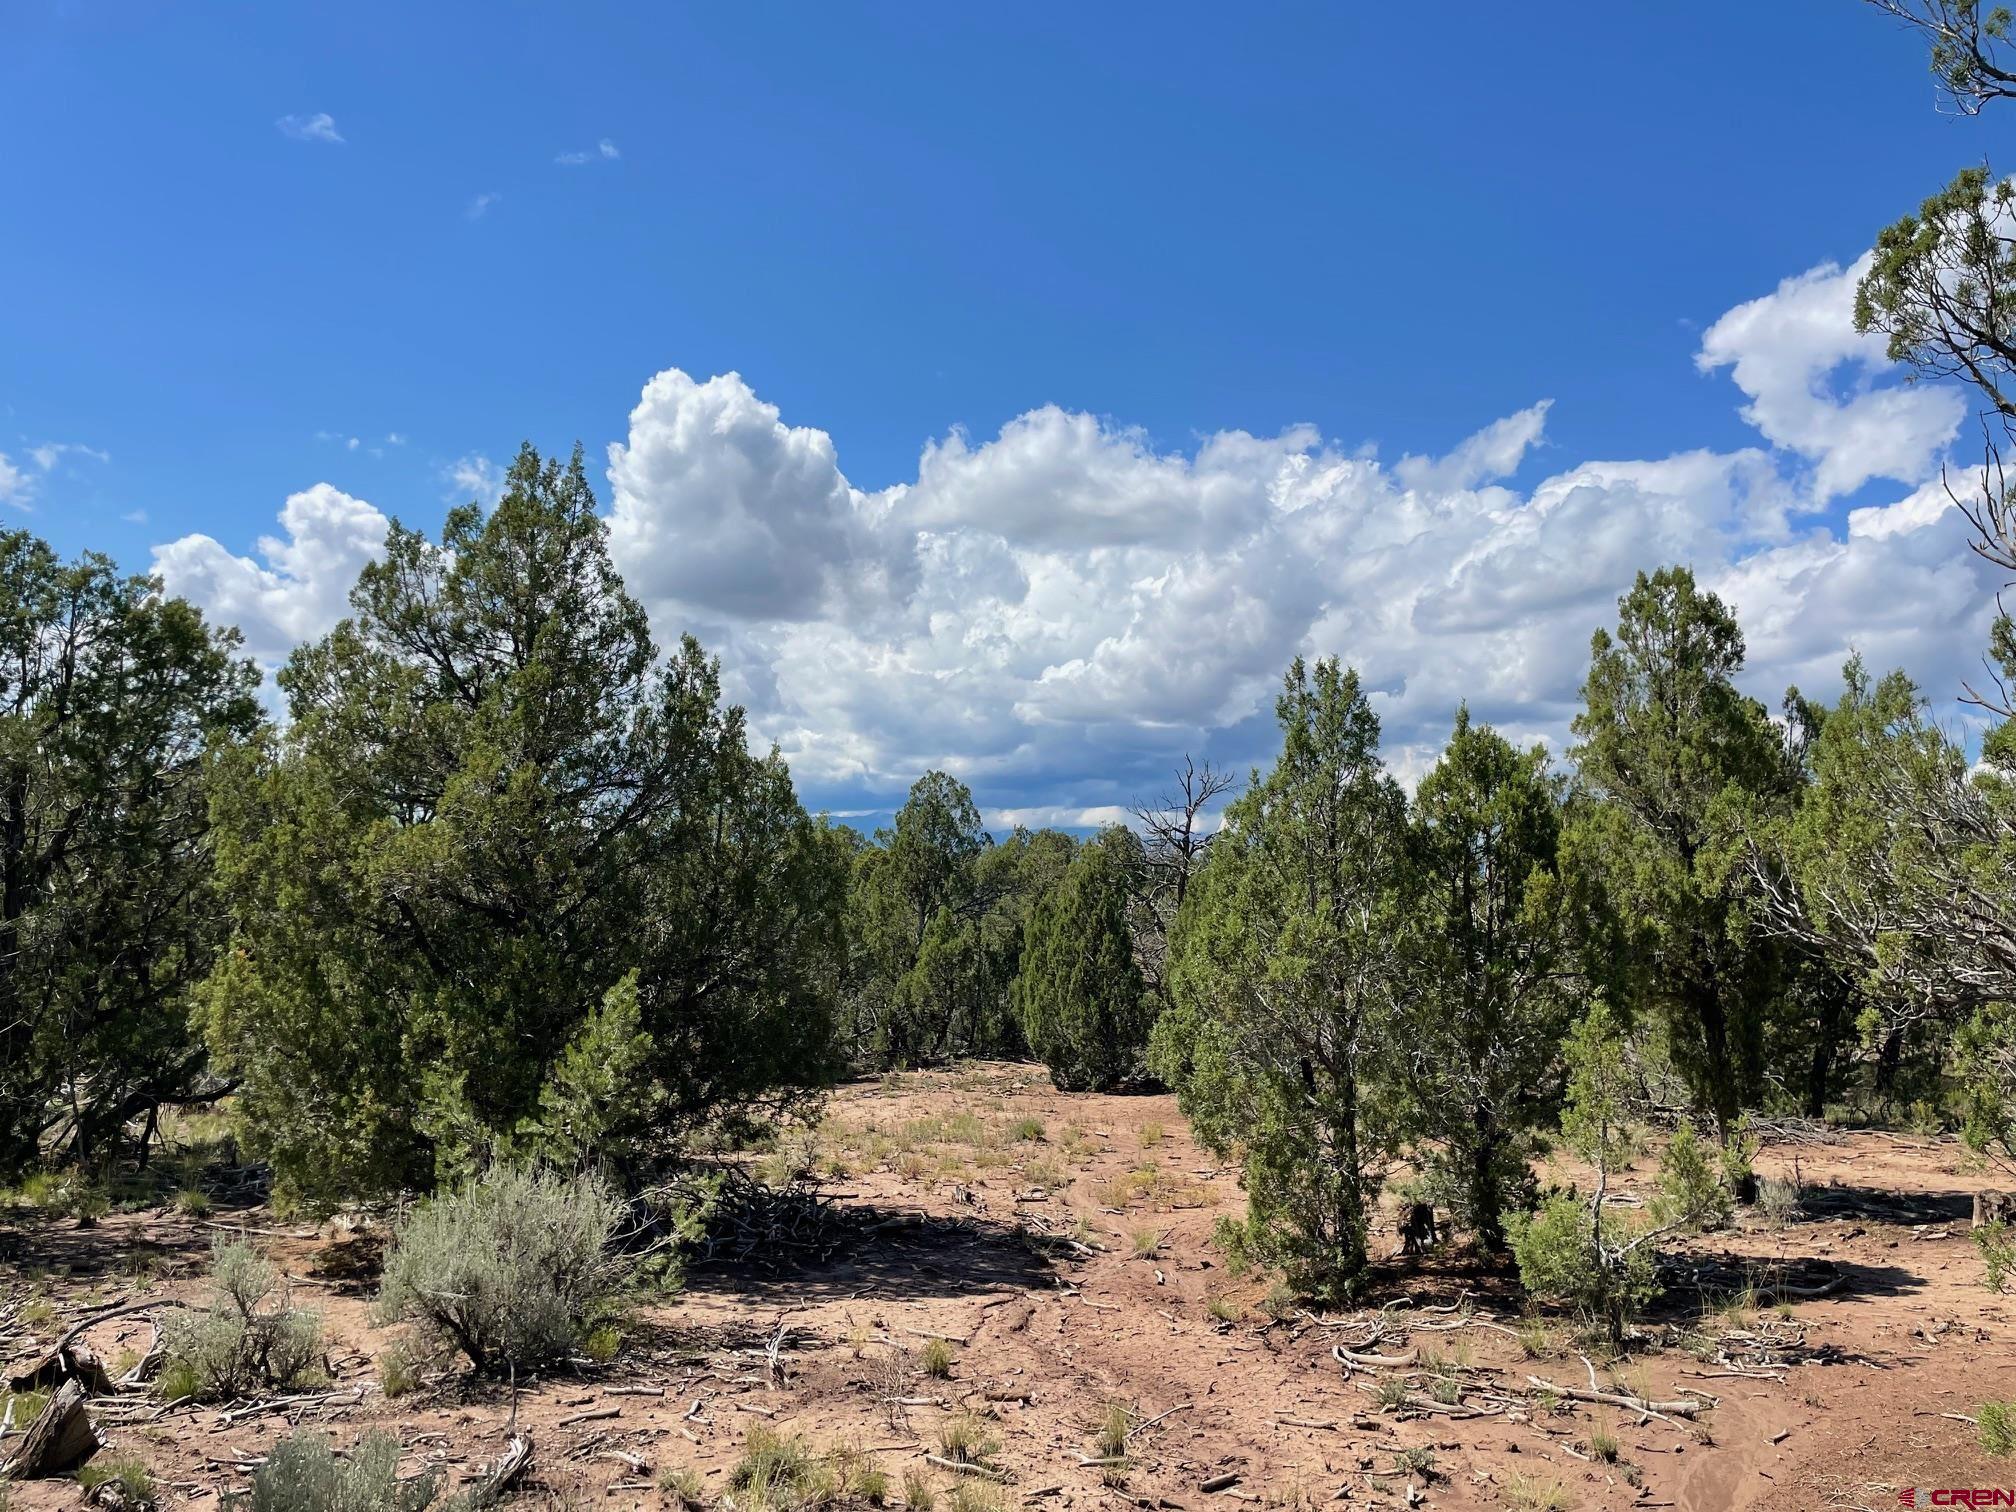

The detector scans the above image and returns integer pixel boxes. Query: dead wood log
[1749,1275,1843,1304]
[461,1434,532,1507]
[1524,1377,1704,1422]
[1125,1402,1194,1439]
[1974,1191,2015,1228]
[1333,1344,1417,1369]
[925,1454,1011,1482]
[1,1379,100,1479]
[46,1299,190,1361]
[8,1343,116,1396]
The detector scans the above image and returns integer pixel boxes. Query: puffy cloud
[607,370,906,622]
[155,247,2004,818]
[152,483,388,668]
[1697,256,1964,502]
[1394,401,1551,492]
[604,308,1996,809]
[275,112,343,145]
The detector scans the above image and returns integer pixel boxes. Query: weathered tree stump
[8,1341,116,1396]
[1974,1191,2015,1228]
[0,1378,100,1479]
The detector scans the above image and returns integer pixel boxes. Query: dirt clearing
[3,1063,2011,1511]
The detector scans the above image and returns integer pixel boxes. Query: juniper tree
[1754,657,2016,1136]
[197,445,844,1203]
[0,532,262,1178]
[1152,658,1411,1299]
[1511,1002,1743,1341]
[1568,567,1790,1150]
[1855,6,2016,685]
[1014,826,1150,1091]
[968,825,1078,1055]
[841,772,1075,1066]
[1400,709,1583,1253]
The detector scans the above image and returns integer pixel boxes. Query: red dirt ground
[3,1062,2012,1512]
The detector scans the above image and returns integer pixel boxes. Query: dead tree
[1127,757,1237,1000]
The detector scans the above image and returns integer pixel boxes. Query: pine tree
[1568,567,1789,1148]
[197,446,843,1203]
[0,532,262,1178]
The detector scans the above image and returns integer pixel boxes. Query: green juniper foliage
[194,446,844,1202]
[1152,658,1411,1299]
[1510,1003,1739,1341]
[1399,709,1584,1253]
[1568,567,1791,1148]
[1015,826,1152,1091]
[842,771,1077,1067]
[0,532,261,1180]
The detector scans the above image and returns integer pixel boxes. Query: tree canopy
[1568,566,1791,1139]
[196,446,844,1203]
[1014,826,1150,1092]
[1153,658,1412,1297]
[0,532,261,1178]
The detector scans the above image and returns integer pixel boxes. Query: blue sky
[1,2,2005,825]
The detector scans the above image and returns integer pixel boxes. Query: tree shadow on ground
[0,1211,214,1282]
[679,1201,1054,1306]
[1792,1183,1974,1227]
[1668,1249,1929,1312]
[1353,1246,1528,1313]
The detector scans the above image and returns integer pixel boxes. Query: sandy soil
[3,1062,2012,1512]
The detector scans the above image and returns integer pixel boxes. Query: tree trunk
[1805,1022,1836,1120]
[1,1379,99,1479]
[1874,1022,1907,1103]
[1688,976,1757,1202]
[1975,1191,2015,1227]
[1468,1121,1505,1254]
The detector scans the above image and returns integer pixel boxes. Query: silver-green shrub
[161,1239,323,1400]
[221,1430,448,1512]
[375,1163,627,1376]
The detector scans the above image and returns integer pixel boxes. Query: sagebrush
[220,1428,460,1511]
[375,1163,628,1376]
[161,1239,323,1401]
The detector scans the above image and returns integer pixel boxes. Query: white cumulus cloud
[1697,256,1965,503]
[603,270,1999,808]
[153,483,389,668]
[156,252,2005,816]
